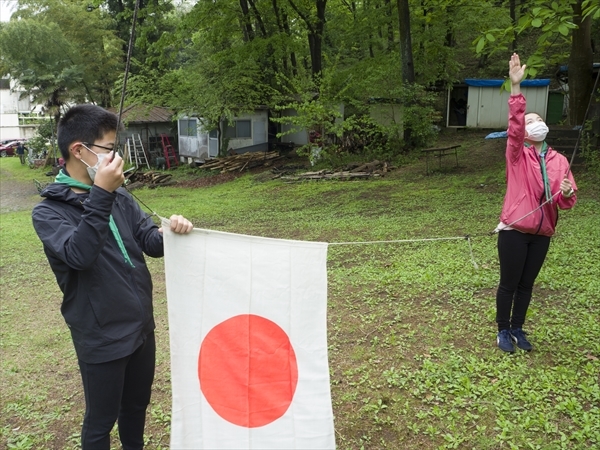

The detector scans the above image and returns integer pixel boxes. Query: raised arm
[506,53,527,164]
[509,53,526,96]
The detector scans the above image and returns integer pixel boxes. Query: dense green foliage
[0,0,598,154]
[0,0,122,116]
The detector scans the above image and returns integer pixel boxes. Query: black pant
[78,332,155,450]
[18,154,25,164]
[496,230,550,331]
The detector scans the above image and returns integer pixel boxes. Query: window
[0,79,10,90]
[224,120,251,139]
[236,120,251,138]
[179,119,197,137]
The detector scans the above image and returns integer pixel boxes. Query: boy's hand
[509,53,526,86]
[94,151,125,193]
[159,215,193,234]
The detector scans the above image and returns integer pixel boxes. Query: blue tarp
[485,131,508,139]
[465,79,550,87]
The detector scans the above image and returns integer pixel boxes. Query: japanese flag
[163,226,335,449]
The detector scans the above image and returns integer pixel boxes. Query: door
[252,117,267,145]
[208,129,219,157]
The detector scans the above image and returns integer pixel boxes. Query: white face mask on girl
[81,146,107,182]
[525,121,549,142]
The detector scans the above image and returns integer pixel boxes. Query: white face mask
[525,121,549,142]
[81,147,107,182]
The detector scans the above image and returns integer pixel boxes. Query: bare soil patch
[0,167,43,213]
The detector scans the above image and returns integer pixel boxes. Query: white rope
[467,236,479,270]
[158,217,481,268]
[329,236,467,245]
[492,189,561,234]
[330,235,480,269]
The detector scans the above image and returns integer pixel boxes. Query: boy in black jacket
[32,104,193,449]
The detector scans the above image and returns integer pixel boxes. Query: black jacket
[32,182,163,363]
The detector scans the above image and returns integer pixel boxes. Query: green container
[155,157,166,169]
[546,92,564,125]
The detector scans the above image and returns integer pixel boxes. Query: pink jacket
[500,94,577,237]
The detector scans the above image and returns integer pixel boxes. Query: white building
[0,78,43,141]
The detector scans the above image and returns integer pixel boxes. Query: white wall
[1,80,37,140]
[178,117,211,161]
[280,109,308,146]
[226,111,268,151]
[466,86,549,128]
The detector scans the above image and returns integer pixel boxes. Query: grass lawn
[1,131,599,449]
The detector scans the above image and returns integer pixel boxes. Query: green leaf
[475,37,485,54]
[485,33,496,42]
[558,24,569,36]
[517,16,530,28]
[531,18,542,27]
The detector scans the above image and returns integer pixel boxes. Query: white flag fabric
[163,226,335,449]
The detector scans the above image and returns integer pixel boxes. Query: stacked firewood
[201,151,281,173]
[126,171,176,190]
[278,160,393,182]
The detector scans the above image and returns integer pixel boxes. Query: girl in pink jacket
[495,54,577,353]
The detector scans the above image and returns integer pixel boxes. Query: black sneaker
[510,328,532,351]
[497,329,515,353]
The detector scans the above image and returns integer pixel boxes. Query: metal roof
[108,104,173,124]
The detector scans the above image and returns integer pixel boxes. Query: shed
[109,105,176,161]
[447,79,550,129]
[279,109,309,146]
[178,109,269,164]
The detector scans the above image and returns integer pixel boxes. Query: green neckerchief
[55,170,135,267]
[525,141,552,203]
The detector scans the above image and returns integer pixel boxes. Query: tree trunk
[397,0,414,84]
[397,0,414,147]
[288,0,327,80]
[311,0,326,78]
[272,1,298,76]
[239,0,255,42]
[509,0,517,52]
[247,0,267,37]
[283,13,298,76]
[385,0,394,52]
[568,0,593,126]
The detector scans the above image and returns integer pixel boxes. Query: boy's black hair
[57,104,120,160]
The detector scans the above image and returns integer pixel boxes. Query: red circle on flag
[198,314,299,428]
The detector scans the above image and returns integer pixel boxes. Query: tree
[0,20,87,122]
[87,0,175,72]
[6,0,122,109]
[128,0,517,157]
[474,0,599,125]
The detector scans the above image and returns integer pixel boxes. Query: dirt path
[0,167,43,213]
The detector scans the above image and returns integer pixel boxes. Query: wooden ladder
[127,134,150,169]
[160,134,179,169]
